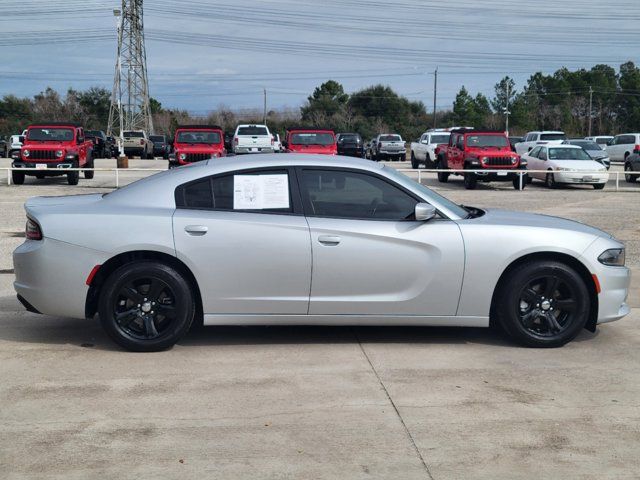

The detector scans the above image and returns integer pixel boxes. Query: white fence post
[7,168,10,186]
[115,168,119,188]
[418,169,422,184]
[519,171,523,191]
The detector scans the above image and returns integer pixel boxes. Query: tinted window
[124,131,145,138]
[338,134,361,143]
[300,170,417,220]
[430,134,450,144]
[237,126,269,136]
[540,133,567,141]
[548,148,591,160]
[27,128,74,141]
[183,179,213,209]
[290,132,335,145]
[620,135,635,144]
[176,131,221,144]
[177,170,292,213]
[379,135,402,142]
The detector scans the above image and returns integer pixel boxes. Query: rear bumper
[234,146,274,154]
[338,147,364,157]
[13,238,104,319]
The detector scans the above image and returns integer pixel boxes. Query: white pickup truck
[515,131,567,155]
[233,124,274,154]
[410,130,452,168]
[123,130,153,159]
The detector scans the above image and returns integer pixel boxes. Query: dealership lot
[0,158,638,479]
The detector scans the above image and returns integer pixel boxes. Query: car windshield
[237,126,268,136]
[548,147,591,160]
[177,131,221,144]
[338,134,360,143]
[380,135,401,142]
[466,135,508,147]
[383,166,469,219]
[430,135,450,144]
[124,131,144,138]
[569,140,602,151]
[290,132,335,145]
[149,135,165,142]
[540,133,567,141]
[27,128,74,141]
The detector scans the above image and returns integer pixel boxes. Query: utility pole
[263,88,267,124]
[588,86,593,137]
[504,81,510,136]
[432,67,438,129]
[107,0,154,148]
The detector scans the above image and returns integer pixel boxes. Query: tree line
[1,62,638,140]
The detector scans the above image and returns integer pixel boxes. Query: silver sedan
[13,155,630,351]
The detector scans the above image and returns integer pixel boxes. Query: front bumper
[554,171,609,184]
[13,160,75,172]
[472,169,525,181]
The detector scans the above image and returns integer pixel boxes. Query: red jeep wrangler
[11,123,94,185]
[169,125,225,168]
[284,128,337,155]
[436,129,526,190]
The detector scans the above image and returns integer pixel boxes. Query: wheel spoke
[115,308,138,327]
[544,312,563,333]
[123,284,144,304]
[146,279,165,301]
[555,298,577,312]
[543,276,560,299]
[143,316,159,338]
[521,288,537,303]
[156,304,176,318]
[520,309,539,328]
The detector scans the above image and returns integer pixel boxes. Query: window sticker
[233,174,289,209]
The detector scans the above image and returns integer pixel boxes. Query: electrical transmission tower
[107,0,154,143]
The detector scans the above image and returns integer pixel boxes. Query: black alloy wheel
[495,260,590,347]
[99,261,195,351]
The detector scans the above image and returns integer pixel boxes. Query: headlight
[511,157,517,164]
[480,156,488,163]
[179,153,186,160]
[23,149,30,158]
[598,248,625,267]
[55,150,64,158]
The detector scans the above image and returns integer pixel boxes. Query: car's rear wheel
[625,164,637,183]
[98,261,195,352]
[494,260,590,347]
[12,170,25,185]
[593,183,605,190]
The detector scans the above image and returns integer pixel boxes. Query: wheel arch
[85,250,203,324]
[489,251,599,332]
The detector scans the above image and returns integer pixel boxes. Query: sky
[1,0,639,116]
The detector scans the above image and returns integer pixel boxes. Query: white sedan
[523,145,609,189]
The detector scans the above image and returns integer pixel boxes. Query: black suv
[336,133,364,157]
[149,134,170,159]
[85,130,108,158]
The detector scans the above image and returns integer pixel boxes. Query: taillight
[634,144,640,153]
[234,137,238,145]
[26,218,42,240]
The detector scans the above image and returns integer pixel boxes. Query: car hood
[464,208,612,239]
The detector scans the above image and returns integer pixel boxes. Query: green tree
[452,87,476,125]
[301,80,349,123]
[618,61,640,131]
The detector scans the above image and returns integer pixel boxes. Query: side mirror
[415,203,436,221]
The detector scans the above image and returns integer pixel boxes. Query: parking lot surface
[0,158,638,479]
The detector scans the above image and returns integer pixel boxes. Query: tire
[410,152,419,169]
[12,170,25,185]
[512,175,526,190]
[436,158,449,183]
[625,164,637,183]
[545,171,556,189]
[494,260,590,348]
[424,154,434,169]
[84,158,95,179]
[463,168,477,189]
[67,162,80,185]
[98,261,195,352]
[593,183,605,190]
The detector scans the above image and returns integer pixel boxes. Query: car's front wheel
[12,170,25,185]
[98,261,195,352]
[494,260,590,347]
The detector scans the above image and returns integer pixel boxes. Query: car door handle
[318,235,341,246]
[185,225,208,236]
